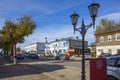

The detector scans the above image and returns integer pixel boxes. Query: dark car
[23,52,29,57]
[16,54,24,59]
[107,56,120,80]
[28,53,39,59]
[99,53,112,58]
[55,54,70,60]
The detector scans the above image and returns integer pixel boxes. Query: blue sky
[0,0,120,50]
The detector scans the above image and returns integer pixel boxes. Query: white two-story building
[25,42,46,54]
[45,37,89,56]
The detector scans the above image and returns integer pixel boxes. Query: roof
[26,42,45,46]
[48,37,81,44]
[95,27,120,35]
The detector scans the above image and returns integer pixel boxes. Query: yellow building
[95,27,120,57]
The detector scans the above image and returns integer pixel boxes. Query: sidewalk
[70,56,81,61]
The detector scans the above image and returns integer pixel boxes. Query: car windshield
[107,58,116,66]
[85,53,91,55]
[116,59,120,67]
[31,53,37,55]
[59,54,65,56]
[100,53,112,57]
[17,54,23,56]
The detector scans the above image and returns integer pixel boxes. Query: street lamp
[45,37,48,54]
[45,37,48,44]
[70,1,100,80]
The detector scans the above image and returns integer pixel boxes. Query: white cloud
[18,24,96,50]
[0,0,97,49]
[98,12,120,21]
[18,24,74,49]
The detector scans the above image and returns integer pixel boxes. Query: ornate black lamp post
[45,37,48,44]
[70,2,100,80]
[45,37,48,54]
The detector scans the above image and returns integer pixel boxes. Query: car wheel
[55,56,59,60]
[107,76,118,80]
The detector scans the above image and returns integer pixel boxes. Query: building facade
[25,42,46,54]
[95,27,120,57]
[46,37,88,56]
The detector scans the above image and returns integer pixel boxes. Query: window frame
[108,35,112,42]
[100,36,104,43]
[116,33,120,41]
[108,49,112,54]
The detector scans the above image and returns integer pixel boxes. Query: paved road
[0,56,55,80]
[19,57,90,80]
[0,56,90,80]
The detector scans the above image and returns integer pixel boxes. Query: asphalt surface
[0,56,90,80]
[0,56,55,80]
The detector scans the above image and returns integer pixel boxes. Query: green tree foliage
[95,18,116,33]
[16,47,21,53]
[116,21,120,27]
[0,15,36,54]
[95,26,102,33]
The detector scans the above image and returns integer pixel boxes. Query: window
[63,49,66,53]
[108,35,112,42]
[59,50,62,53]
[108,49,112,53]
[63,42,66,46]
[59,43,62,47]
[52,44,55,47]
[55,44,57,47]
[117,49,120,54]
[107,58,116,66]
[98,49,103,53]
[116,59,120,67]
[116,33,120,41]
[100,36,104,43]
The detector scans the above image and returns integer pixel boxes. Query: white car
[84,53,91,59]
[107,56,120,80]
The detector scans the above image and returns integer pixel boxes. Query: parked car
[107,56,120,80]
[45,53,54,57]
[16,54,24,59]
[79,53,91,60]
[28,53,39,59]
[55,54,70,60]
[113,53,120,56]
[23,52,29,57]
[84,53,92,59]
[99,53,112,58]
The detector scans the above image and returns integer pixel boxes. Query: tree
[95,26,102,33]
[116,21,120,27]
[0,15,36,55]
[16,47,21,53]
[95,18,115,33]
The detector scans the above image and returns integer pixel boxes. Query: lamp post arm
[75,19,93,37]
[85,23,93,30]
